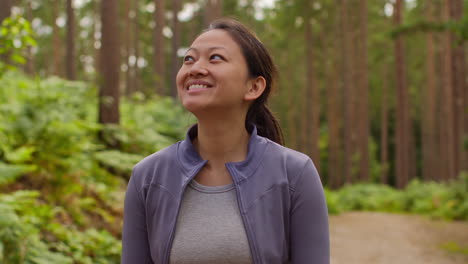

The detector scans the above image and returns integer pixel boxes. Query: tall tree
[99,0,120,125]
[132,0,140,94]
[357,0,369,181]
[0,0,12,64]
[450,0,466,174]
[0,0,11,25]
[394,0,410,188]
[52,0,62,76]
[303,2,320,173]
[66,0,76,80]
[440,0,456,180]
[380,63,389,184]
[422,0,438,181]
[340,0,354,184]
[154,0,166,95]
[205,0,222,27]
[327,16,342,188]
[123,0,132,95]
[171,0,181,97]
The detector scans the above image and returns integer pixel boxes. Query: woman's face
[176,29,252,115]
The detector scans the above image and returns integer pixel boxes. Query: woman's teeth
[188,84,208,90]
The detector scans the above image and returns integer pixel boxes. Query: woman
[122,18,329,264]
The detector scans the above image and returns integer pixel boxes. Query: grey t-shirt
[169,179,253,264]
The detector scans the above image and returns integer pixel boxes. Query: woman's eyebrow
[186,46,227,53]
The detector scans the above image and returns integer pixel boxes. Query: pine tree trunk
[66,0,76,80]
[440,0,456,180]
[99,0,120,125]
[171,0,181,98]
[340,0,353,184]
[205,0,222,27]
[450,0,466,175]
[358,0,369,181]
[327,35,342,189]
[133,0,140,94]
[24,1,34,75]
[52,0,62,76]
[394,0,410,188]
[123,0,132,96]
[0,0,12,65]
[304,11,320,173]
[380,63,389,184]
[154,0,166,95]
[423,1,438,181]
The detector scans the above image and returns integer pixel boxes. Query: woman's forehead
[190,29,240,51]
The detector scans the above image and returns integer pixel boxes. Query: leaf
[0,162,36,185]
[5,145,36,163]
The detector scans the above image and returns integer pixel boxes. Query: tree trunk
[304,11,320,173]
[24,0,34,75]
[380,63,389,184]
[154,0,166,95]
[0,0,11,24]
[0,0,12,64]
[394,0,410,188]
[357,0,369,181]
[204,0,222,27]
[340,0,354,184]
[327,31,342,189]
[123,0,132,95]
[450,0,466,175]
[422,1,438,181]
[133,0,140,94]
[66,0,76,80]
[440,0,456,180]
[171,0,181,98]
[52,0,62,76]
[99,0,120,125]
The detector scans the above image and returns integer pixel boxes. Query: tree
[394,0,410,188]
[440,0,456,180]
[449,0,466,174]
[357,0,369,181]
[0,0,12,64]
[98,0,120,125]
[340,0,355,184]
[422,0,438,181]
[66,0,76,80]
[171,0,181,98]
[154,0,166,95]
[205,0,222,27]
[303,2,320,173]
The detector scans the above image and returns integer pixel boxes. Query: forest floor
[329,212,468,264]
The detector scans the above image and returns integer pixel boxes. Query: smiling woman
[121,18,330,264]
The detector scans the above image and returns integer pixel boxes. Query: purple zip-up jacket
[122,125,330,264]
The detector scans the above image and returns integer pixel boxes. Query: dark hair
[207,18,284,145]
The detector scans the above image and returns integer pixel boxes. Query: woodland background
[0,0,467,263]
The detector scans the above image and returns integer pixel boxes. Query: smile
[188,84,209,90]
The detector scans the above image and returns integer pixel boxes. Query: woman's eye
[210,54,224,61]
[183,56,195,62]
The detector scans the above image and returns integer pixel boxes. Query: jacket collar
[177,124,268,183]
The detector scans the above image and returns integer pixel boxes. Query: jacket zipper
[227,165,260,264]
[164,163,206,264]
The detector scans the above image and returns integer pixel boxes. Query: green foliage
[0,15,36,77]
[327,174,468,220]
[0,71,187,263]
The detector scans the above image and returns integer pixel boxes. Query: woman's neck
[194,118,250,165]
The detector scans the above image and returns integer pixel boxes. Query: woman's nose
[189,60,209,76]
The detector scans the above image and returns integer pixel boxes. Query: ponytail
[246,103,284,145]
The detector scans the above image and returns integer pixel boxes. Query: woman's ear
[244,76,266,101]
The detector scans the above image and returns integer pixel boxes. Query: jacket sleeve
[121,169,153,264]
[290,158,330,264]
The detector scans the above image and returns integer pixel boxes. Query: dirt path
[329,212,468,264]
